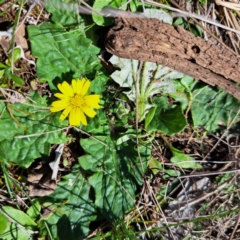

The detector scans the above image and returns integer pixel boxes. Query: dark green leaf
[147,96,187,135]
[92,0,126,26]
[28,23,100,89]
[80,136,150,220]
[0,91,67,167]
[190,85,240,132]
[42,171,97,240]
[9,73,24,85]
[145,105,157,129]
[44,0,84,26]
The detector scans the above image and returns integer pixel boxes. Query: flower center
[70,94,85,108]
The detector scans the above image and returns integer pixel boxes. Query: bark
[105,17,240,100]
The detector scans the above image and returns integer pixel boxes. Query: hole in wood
[191,45,200,54]
[190,58,196,63]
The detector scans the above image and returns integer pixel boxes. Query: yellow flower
[50,78,100,126]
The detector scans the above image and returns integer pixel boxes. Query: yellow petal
[51,100,68,108]
[80,79,90,96]
[57,82,65,94]
[69,108,77,126]
[60,106,72,120]
[84,95,101,109]
[80,111,87,125]
[82,106,96,118]
[76,79,84,95]
[62,81,74,97]
[50,106,66,112]
[54,93,67,99]
[72,79,77,93]
[75,108,81,126]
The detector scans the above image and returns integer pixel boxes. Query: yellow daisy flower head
[50,78,100,126]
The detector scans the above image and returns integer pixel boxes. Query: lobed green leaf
[79,136,150,220]
[147,96,187,136]
[190,85,240,132]
[44,0,84,27]
[28,23,100,89]
[0,92,67,168]
[41,171,97,240]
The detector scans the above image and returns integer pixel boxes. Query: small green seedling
[0,47,24,86]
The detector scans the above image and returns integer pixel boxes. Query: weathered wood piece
[105,17,240,100]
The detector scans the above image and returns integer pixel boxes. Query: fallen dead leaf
[27,161,57,197]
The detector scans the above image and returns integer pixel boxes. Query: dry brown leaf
[15,23,28,50]
[27,162,56,197]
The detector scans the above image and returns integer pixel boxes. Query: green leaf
[0,69,4,78]
[41,171,97,240]
[78,155,99,172]
[147,96,187,136]
[130,0,143,12]
[170,146,202,169]
[1,206,37,229]
[92,0,112,26]
[81,109,110,135]
[148,157,180,177]
[109,55,182,122]
[8,48,21,63]
[0,62,7,69]
[189,23,203,37]
[169,91,189,110]
[44,0,84,26]
[0,206,37,240]
[26,200,41,221]
[90,70,109,94]
[169,76,195,111]
[173,17,184,27]
[0,91,67,168]
[89,171,135,220]
[148,157,162,175]
[28,22,100,88]
[2,67,11,79]
[0,213,8,234]
[0,207,37,239]
[9,73,25,85]
[145,104,157,129]
[190,85,240,132]
[80,136,150,220]
[116,133,136,145]
[92,0,127,26]
[0,224,33,240]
